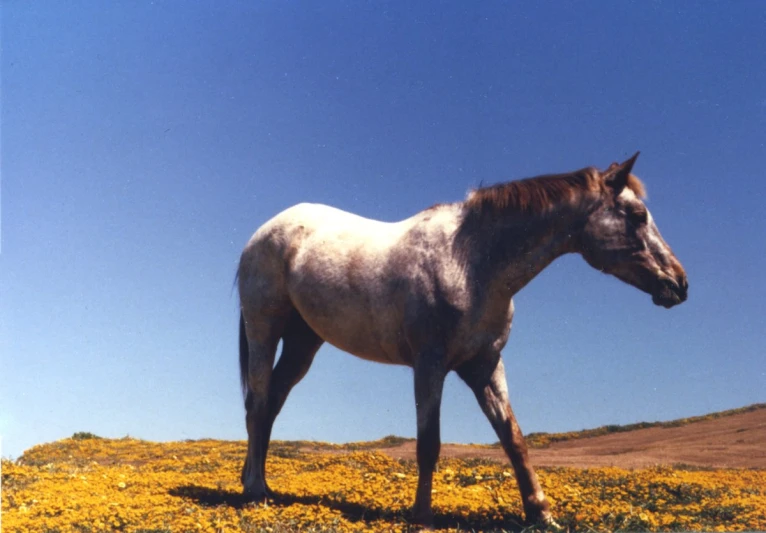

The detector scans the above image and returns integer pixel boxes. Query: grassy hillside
[257,403,766,453]
[4,435,766,532]
[231,403,766,455]
[3,404,764,532]
[523,403,766,449]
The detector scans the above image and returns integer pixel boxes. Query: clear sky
[1,2,764,460]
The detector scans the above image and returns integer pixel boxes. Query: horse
[235,152,688,528]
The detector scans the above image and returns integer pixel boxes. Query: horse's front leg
[457,356,557,527]
[411,353,447,527]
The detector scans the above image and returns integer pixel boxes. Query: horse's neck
[468,201,589,296]
[502,221,578,295]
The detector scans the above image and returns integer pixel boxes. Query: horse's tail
[239,311,249,399]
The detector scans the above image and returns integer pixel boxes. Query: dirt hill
[374,404,766,469]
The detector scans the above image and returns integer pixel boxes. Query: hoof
[532,512,562,531]
[242,483,275,502]
[410,506,434,529]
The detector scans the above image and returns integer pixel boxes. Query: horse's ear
[604,151,640,195]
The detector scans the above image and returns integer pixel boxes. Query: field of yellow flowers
[2,434,765,532]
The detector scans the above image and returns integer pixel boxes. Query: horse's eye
[629,209,648,226]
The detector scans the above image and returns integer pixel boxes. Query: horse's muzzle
[652,275,688,308]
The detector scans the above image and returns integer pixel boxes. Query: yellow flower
[3,439,766,532]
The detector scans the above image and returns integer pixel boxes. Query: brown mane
[464,167,646,217]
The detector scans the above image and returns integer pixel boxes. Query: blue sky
[1,1,764,460]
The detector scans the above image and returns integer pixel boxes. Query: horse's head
[579,153,688,308]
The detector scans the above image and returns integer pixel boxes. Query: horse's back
[243,203,409,266]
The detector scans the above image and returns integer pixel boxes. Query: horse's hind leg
[457,355,555,526]
[241,308,287,500]
[258,311,323,486]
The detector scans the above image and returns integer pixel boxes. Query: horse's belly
[326,334,407,366]
[305,309,408,365]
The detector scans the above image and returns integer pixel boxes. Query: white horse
[236,153,687,527]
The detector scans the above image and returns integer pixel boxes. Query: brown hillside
[379,407,766,468]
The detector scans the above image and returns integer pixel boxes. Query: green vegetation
[71,431,103,441]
